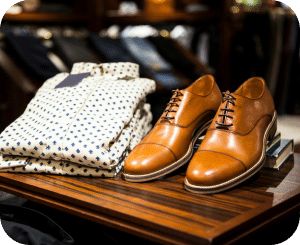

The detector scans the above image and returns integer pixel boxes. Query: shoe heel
[268,115,277,142]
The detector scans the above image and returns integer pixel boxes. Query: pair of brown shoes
[122,75,277,194]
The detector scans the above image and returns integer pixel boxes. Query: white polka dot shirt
[0,62,156,177]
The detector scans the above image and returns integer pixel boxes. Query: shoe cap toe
[186,151,246,187]
[124,144,177,176]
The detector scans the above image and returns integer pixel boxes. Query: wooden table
[0,154,300,245]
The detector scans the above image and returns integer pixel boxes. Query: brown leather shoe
[184,77,277,194]
[122,75,222,182]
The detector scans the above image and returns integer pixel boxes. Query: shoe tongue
[223,90,231,101]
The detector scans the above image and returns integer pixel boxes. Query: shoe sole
[184,111,277,194]
[122,119,213,182]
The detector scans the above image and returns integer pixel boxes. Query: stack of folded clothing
[0,62,156,177]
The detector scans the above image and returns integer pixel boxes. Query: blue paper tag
[55,73,90,89]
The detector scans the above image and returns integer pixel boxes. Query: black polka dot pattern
[0,62,155,177]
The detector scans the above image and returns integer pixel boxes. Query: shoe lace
[216,92,237,127]
[161,89,183,120]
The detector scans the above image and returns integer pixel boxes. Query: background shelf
[3,13,90,23]
[105,10,222,24]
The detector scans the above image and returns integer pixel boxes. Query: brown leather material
[200,115,273,170]
[212,78,275,135]
[125,143,177,175]
[158,76,221,126]
[123,75,222,181]
[185,77,277,193]
[142,110,216,161]
[185,151,246,187]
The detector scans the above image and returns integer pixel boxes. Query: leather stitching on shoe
[195,150,247,171]
[139,143,178,161]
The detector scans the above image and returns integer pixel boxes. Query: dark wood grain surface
[0,154,300,245]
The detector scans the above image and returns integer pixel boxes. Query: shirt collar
[70,62,140,79]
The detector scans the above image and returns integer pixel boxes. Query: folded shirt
[0,62,156,175]
[0,101,152,177]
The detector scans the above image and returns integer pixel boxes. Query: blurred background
[0,0,299,150]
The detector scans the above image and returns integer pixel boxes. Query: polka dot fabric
[0,62,156,177]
